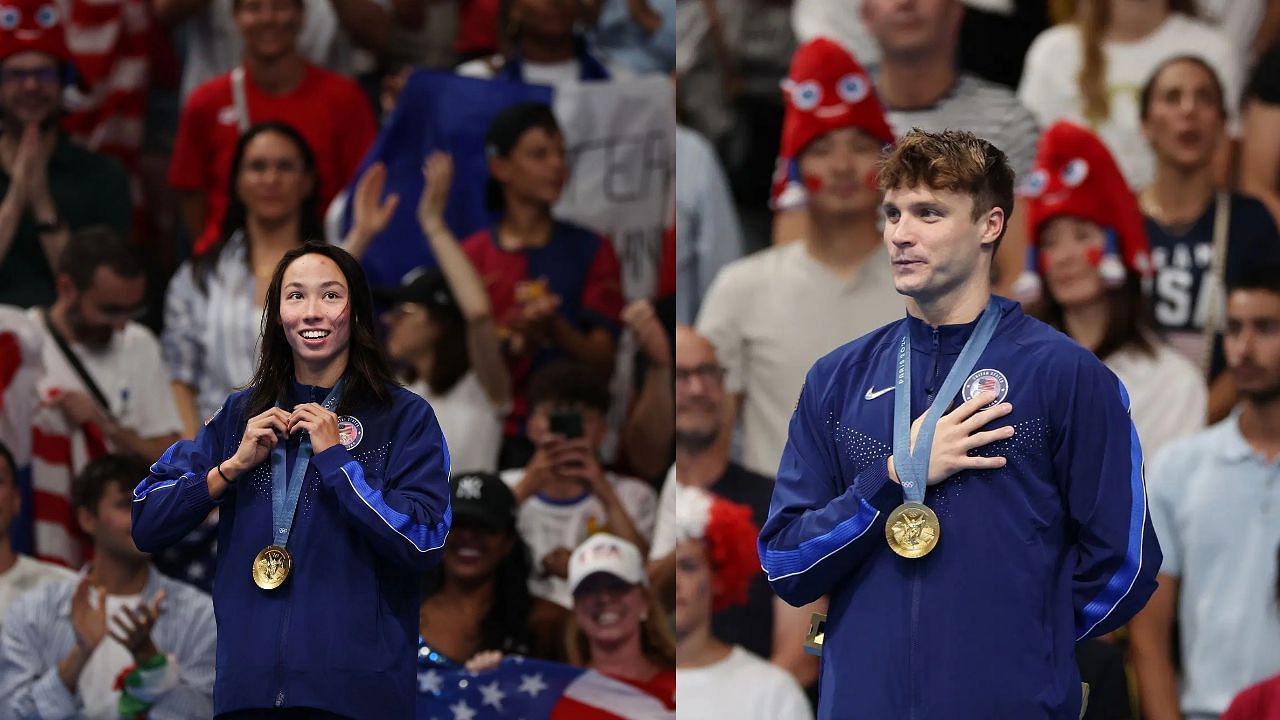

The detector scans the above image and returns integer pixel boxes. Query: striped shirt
[885,73,1040,182]
[0,567,216,719]
[162,232,263,422]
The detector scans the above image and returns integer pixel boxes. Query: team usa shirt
[758,297,1161,719]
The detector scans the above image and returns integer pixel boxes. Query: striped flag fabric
[417,656,674,720]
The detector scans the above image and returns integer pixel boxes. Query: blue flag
[340,70,553,289]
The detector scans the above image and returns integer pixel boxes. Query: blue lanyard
[892,300,1001,502]
[268,379,343,548]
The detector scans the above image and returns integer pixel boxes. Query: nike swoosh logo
[864,386,894,400]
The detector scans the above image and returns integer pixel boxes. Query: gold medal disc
[885,502,941,559]
[252,545,293,590]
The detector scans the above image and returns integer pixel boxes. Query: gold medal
[886,502,940,559]
[252,545,293,590]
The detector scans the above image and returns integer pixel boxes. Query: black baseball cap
[450,472,517,532]
[483,102,561,212]
[373,269,456,310]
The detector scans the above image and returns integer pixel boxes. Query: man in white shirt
[0,454,216,719]
[0,442,75,631]
[698,38,902,479]
[1131,266,1280,720]
[32,227,182,463]
[674,484,812,720]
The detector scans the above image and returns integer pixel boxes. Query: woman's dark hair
[420,527,534,655]
[193,122,324,293]
[1139,54,1228,121]
[1030,262,1157,361]
[244,243,399,417]
[424,303,470,396]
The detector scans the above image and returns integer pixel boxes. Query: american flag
[0,307,97,567]
[417,656,675,720]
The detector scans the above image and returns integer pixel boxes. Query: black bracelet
[214,462,234,484]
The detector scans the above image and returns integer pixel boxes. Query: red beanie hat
[771,37,895,211]
[0,0,76,78]
[1014,121,1151,300]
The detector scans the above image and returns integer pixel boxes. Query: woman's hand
[290,403,342,454]
[225,408,290,474]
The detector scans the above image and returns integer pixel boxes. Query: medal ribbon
[892,300,1001,503]
[269,379,343,548]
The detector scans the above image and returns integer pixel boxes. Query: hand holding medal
[225,408,290,475]
[288,403,341,453]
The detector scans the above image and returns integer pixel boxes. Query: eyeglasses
[0,67,59,86]
[674,364,725,385]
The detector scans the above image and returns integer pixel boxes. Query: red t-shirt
[168,64,377,254]
[1223,675,1280,720]
[461,222,624,435]
[455,0,499,56]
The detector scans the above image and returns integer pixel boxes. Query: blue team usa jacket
[132,381,452,720]
[759,297,1161,719]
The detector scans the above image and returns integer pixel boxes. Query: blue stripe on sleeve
[759,499,881,581]
[339,460,451,553]
[1077,378,1147,639]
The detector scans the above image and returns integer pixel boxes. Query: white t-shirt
[79,591,143,720]
[501,468,657,609]
[1104,340,1206,459]
[676,646,813,720]
[696,241,903,476]
[790,0,878,69]
[407,372,504,474]
[29,309,183,441]
[1018,14,1243,189]
[180,0,391,99]
[0,555,75,631]
[648,465,677,561]
[1199,0,1266,64]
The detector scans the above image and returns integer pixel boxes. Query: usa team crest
[961,369,1008,407]
[337,416,363,451]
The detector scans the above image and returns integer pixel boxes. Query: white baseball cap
[568,533,647,595]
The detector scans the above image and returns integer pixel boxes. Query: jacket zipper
[909,329,940,720]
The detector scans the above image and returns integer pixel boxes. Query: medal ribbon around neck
[892,299,1001,504]
[269,378,344,549]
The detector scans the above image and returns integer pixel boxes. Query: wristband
[215,462,234,484]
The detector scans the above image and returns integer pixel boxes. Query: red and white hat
[770,37,895,211]
[0,0,74,70]
[1014,121,1151,301]
[676,484,760,613]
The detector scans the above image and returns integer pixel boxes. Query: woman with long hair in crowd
[1017,120,1205,457]
[164,121,397,439]
[134,242,452,719]
[1018,0,1238,190]
[562,533,676,713]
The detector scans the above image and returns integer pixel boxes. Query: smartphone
[548,409,583,439]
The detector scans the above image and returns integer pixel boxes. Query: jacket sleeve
[1052,353,1162,640]
[310,396,452,573]
[757,364,901,607]
[131,400,231,553]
